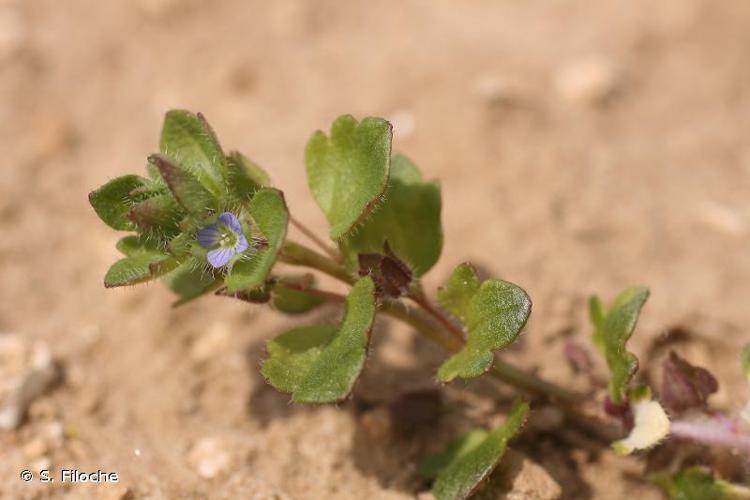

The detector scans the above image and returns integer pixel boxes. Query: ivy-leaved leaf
[305,115,392,240]
[421,400,529,500]
[226,188,288,292]
[339,154,442,276]
[159,110,227,197]
[261,276,376,403]
[437,263,531,382]
[590,286,650,403]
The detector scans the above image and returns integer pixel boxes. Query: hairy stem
[278,240,584,404]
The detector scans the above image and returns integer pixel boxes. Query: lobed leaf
[159,110,227,197]
[612,387,670,455]
[437,263,531,382]
[305,115,392,240]
[89,175,149,230]
[149,154,217,215]
[590,286,650,403]
[104,253,178,288]
[422,400,529,500]
[226,188,289,292]
[339,154,442,276]
[261,277,377,403]
[651,467,750,500]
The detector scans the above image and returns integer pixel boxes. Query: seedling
[90,111,750,499]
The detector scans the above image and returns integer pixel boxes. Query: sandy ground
[1,0,750,498]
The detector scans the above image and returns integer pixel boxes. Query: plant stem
[289,216,343,263]
[278,240,585,404]
[280,240,354,285]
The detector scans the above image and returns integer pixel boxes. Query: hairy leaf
[159,110,227,197]
[227,151,271,202]
[149,154,217,214]
[437,263,531,382]
[162,259,221,306]
[261,277,376,403]
[116,234,164,257]
[226,188,288,292]
[305,115,392,239]
[127,194,183,236]
[340,154,442,276]
[104,253,178,288]
[590,286,650,403]
[422,400,529,500]
[651,467,750,500]
[612,387,670,455]
[89,175,149,230]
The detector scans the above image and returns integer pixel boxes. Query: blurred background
[1,1,749,498]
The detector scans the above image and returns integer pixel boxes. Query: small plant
[89,111,750,499]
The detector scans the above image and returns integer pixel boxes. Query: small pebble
[555,56,622,105]
[187,437,233,479]
[190,322,230,363]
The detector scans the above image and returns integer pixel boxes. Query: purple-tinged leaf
[661,350,718,414]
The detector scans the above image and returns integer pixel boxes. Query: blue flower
[196,212,249,268]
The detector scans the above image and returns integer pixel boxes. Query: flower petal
[207,247,235,268]
[235,234,249,254]
[196,224,221,248]
[218,212,243,235]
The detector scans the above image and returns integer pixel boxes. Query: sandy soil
[1,0,749,498]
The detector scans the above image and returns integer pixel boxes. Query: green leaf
[261,276,377,403]
[742,344,750,382]
[590,287,650,403]
[339,154,442,276]
[89,175,148,230]
[104,253,178,288]
[227,151,271,203]
[437,263,531,382]
[127,194,183,236]
[226,188,289,292]
[116,235,164,257]
[305,115,392,240]
[162,259,221,306]
[149,154,217,214]
[272,275,326,314]
[651,467,750,500]
[437,262,482,325]
[589,296,606,351]
[159,110,227,197]
[424,400,529,500]
[419,430,489,479]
